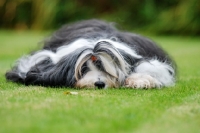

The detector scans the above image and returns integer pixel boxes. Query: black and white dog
[6,19,176,89]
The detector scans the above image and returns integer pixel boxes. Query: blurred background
[0,0,200,35]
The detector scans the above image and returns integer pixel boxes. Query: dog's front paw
[125,74,161,89]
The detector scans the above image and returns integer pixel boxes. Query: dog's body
[6,19,176,89]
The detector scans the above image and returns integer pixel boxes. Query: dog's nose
[94,81,105,89]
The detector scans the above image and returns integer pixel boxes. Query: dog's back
[43,19,116,51]
[44,19,173,64]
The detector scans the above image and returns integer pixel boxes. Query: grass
[0,31,200,133]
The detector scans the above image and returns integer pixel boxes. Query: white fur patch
[17,50,56,74]
[57,39,94,59]
[134,59,175,87]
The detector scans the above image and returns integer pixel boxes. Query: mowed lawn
[0,31,200,133]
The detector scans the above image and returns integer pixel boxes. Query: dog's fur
[6,19,176,89]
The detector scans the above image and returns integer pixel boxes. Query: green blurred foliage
[0,0,199,35]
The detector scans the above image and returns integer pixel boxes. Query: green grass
[0,31,200,133]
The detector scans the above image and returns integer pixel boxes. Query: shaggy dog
[6,19,176,89]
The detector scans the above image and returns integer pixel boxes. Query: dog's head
[73,40,141,89]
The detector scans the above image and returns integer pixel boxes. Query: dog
[5,19,176,89]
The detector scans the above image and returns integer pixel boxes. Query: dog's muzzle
[94,81,105,89]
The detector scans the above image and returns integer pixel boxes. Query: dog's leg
[125,59,175,89]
